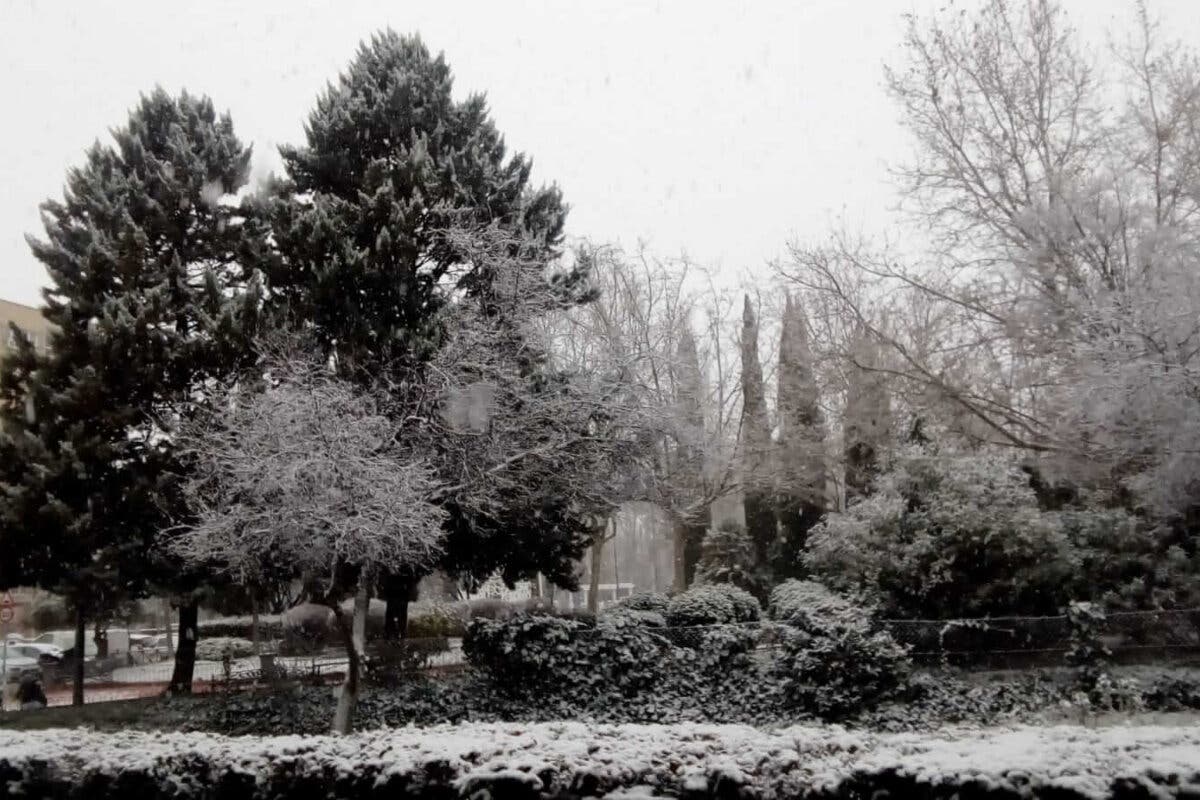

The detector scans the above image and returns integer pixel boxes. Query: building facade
[0,299,51,361]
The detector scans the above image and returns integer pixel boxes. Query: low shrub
[195,637,257,662]
[463,614,666,700]
[278,604,336,655]
[704,583,761,622]
[693,522,765,598]
[767,580,910,719]
[611,592,671,615]
[366,637,451,681]
[197,617,285,640]
[773,623,911,719]
[666,586,737,627]
[768,579,868,631]
[5,724,1199,800]
[407,609,467,639]
[604,608,667,628]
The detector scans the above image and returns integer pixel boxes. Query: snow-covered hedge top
[0,722,1197,799]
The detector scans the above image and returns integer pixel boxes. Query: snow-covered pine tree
[265,31,572,635]
[0,89,263,702]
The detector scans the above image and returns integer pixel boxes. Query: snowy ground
[0,722,1196,798]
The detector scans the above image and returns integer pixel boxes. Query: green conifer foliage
[739,295,775,571]
[774,294,826,578]
[0,89,263,700]
[268,30,566,370]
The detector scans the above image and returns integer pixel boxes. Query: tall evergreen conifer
[774,294,826,578]
[739,296,775,571]
[0,89,263,700]
[267,31,573,633]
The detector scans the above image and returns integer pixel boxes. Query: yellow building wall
[0,299,51,361]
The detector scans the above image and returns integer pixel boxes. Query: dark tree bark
[167,601,198,694]
[72,605,85,706]
[382,573,419,639]
[93,621,108,660]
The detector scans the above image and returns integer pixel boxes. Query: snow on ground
[0,722,1197,798]
[109,654,350,684]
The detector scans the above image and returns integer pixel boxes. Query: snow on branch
[168,342,445,586]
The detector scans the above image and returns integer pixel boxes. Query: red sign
[0,592,12,608]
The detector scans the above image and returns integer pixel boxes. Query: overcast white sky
[2,0,1197,307]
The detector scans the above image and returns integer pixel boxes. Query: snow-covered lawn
[109,654,350,684]
[0,722,1197,798]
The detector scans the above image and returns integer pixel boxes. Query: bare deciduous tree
[779,0,1200,524]
[168,343,445,734]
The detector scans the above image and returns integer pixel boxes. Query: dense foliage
[665,586,737,626]
[4,723,1200,800]
[803,450,1191,617]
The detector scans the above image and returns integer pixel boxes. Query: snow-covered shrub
[195,637,256,662]
[604,607,667,628]
[278,603,336,655]
[690,624,758,675]
[407,607,467,638]
[773,622,910,719]
[703,582,761,622]
[805,450,1075,618]
[666,586,737,627]
[611,591,671,615]
[198,616,285,640]
[464,614,666,698]
[692,522,764,597]
[768,579,867,632]
[3,722,1199,800]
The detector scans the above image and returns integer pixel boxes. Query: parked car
[5,642,63,666]
[0,653,41,684]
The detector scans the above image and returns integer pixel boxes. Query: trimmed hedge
[666,586,737,626]
[1,724,1198,799]
[194,637,257,662]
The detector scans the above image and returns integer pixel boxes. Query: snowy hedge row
[1,723,1197,799]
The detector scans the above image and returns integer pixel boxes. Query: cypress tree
[672,326,709,588]
[739,295,775,572]
[774,293,826,578]
[0,89,262,700]
[843,325,891,503]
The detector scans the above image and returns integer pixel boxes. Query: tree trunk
[168,601,199,694]
[72,605,85,707]
[251,604,260,655]
[382,573,417,640]
[162,598,174,657]
[93,620,108,660]
[588,533,604,613]
[672,517,688,593]
[332,577,369,735]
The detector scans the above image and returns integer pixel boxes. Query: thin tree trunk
[383,573,417,640]
[162,598,174,657]
[251,604,260,655]
[672,517,688,593]
[168,601,198,694]
[72,605,85,707]
[93,620,108,660]
[588,534,604,613]
[332,576,369,735]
